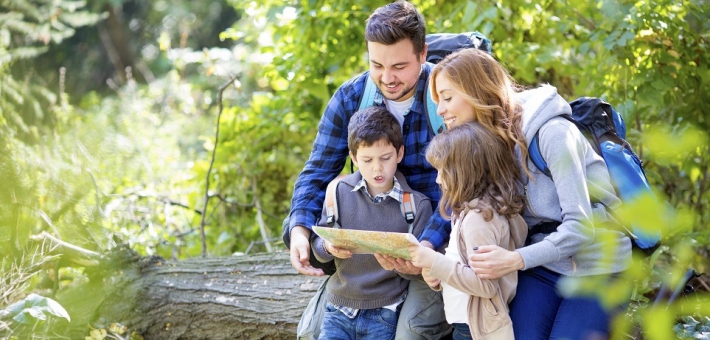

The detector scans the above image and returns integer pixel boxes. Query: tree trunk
[57,250,324,339]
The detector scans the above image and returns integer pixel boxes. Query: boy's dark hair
[348,106,403,157]
[365,0,426,55]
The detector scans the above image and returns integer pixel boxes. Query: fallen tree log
[57,248,325,339]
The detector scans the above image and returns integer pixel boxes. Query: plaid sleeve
[418,208,451,250]
[287,80,362,240]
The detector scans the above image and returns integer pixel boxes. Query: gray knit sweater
[312,171,432,309]
[517,85,632,276]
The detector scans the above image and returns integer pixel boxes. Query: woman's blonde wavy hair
[430,48,531,178]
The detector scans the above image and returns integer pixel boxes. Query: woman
[428,48,631,339]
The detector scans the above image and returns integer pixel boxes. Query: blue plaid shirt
[287,63,450,249]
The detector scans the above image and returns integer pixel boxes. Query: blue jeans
[318,302,399,340]
[451,323,471,340]
[509,267,617,340]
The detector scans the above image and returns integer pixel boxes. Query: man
[284,1,451,339]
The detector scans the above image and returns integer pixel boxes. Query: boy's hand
[325,241,352,259]
[374,253,422,275]
[408,243,436,269]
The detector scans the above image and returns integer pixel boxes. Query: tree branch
[29,232,101,267]
[253,178,273,252]
[200,75,238,257]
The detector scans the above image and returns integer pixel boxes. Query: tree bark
[58,250,324,339]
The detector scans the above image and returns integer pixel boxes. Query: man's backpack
[313,175,417,276]
[357,32,492,136]
[528,97,661,251]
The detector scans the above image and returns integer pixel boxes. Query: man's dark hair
[348,106,403,157]
[365,1,426,55]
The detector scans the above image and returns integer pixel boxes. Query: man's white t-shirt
[385,96,415,131]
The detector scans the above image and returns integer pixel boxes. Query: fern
[0,0,103,136]
[6,46,49,62]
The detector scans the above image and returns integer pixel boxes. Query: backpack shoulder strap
[529,132,551,178]
[358,75,378,111]
[400,191,416,233]
[424,78,446,135]
[325,175,346,228]
[528,114,576,179]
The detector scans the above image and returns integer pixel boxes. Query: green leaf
[617,30,635,46]
[4,294,71,324]
[462,1,476,25]
[579,42,590,55]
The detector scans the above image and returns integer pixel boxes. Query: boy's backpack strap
[325,175,346,228]
[401,191,416,233]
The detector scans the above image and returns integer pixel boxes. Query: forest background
[1,0,709,339]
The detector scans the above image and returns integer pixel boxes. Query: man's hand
[374,253,422,275]
[468,245,524,280]
[325,241,352,259]
[289,226,324,276]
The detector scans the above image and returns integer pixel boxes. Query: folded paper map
[312,226,419,260]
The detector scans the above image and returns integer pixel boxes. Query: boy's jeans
[318,302,399,340]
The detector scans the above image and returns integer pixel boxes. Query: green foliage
[0,245,63,339]
[2,294,70,324]
[0,0,105,141]
[675,316,710,339]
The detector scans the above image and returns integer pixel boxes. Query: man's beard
[379,81,418,101]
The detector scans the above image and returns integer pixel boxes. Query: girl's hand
[408,243,436,269]
[421,267,441,290]
[325,241,352,259]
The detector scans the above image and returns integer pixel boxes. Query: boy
[311,106,433,340]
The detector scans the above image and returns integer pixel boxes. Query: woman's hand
[468,245,524,279]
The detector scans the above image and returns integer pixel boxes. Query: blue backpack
[357,32,492,136]
[528,97,661,251]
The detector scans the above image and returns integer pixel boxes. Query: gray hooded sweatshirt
[517,85,631,276]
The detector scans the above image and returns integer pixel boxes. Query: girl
[428,48,632,339]
[408,122,528,340]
